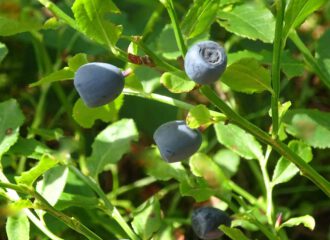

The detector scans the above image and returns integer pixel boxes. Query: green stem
[289,31,330,89]
[200,86,330,197]
[161,0,187,56]
[38,0,77,30]
[122,88,226,120]
[30,189,103,240]
[271,0,285,136]
[110,165,119,194]
[259,146,274,225]
[247,160,266,196]
[228,181,265,211]
[24,210,63,240]
[69,166,140,240]
[244,214,279,240]
[109,177,157,197]
[0,172,62,240]
[0,175,101,240]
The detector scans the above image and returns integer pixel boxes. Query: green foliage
[87,119,139,178]
[186,104,214,129]
[6,214,30,240]
[220,225,249,240]
[217,2,275,43]
[214,122,263,160]
[132,197,162,239]
[283,0,328,40]
[278,215,315,231]
[181,0,221,39]
[221,58,273,94]
[272,140,313,186]
[73,95,123,128]
[0,15,42,36]
[72,0,122,51]
[283,109,330,148]
[316,29,330,87]
[160,71,196,93]
[15,154,58,186]
[36,166,68,207]
[190,153,230,196]
[214,149,240,178]
[0,0,329,239]
[0,42,8,63]
[0,99,25,159]
[30,53,88,87]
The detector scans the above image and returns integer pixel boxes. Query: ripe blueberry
[153,120,202,163]
[184,41,227,84]
[74,62,124,108]
[191,207,231,240]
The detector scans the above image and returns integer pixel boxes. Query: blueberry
[184,41,227,85]
[74,62,124,108]
[191,207,231,240]
[153,120,202,163]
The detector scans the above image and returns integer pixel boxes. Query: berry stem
[122,68,133,78]
[122,88,226,121]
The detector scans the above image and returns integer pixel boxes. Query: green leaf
[55,193,99,210]
[315,29,330,88]
[143,148,187,182]
[0,15,41,36]
[219,0,242,7]
[132,197,162,240]
[217,2,275,43]
[186,104,214,129]
[5,200,34,216]
[30,53,88,87]
[228,50,304,79]
[6,214,30,240]
[283,109,330,148]
[219,225,249,240]
[272,140,312,186]
[73,95,124,128]
[8,138,51,160]
[258,50,305,80]
[221,58,273,94]
[278,215,315,231]
[15,154,58,186]
[214,122,263,160]
[72,0,122,51]
[160,72,195,93]
[227,50,263,66]
[181,0,221,39]
[190,153,231,196]
[0,42,8,63]
[179,176,217,202]
[87,119,139,178]
[157,24,180,60]
[283,0,327,39]
[214,149,240,178]
[131,66,161,93]
[36,166,68,207]
[67,53,88,72]
[29,68,74,87]
[0,99,25,159]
